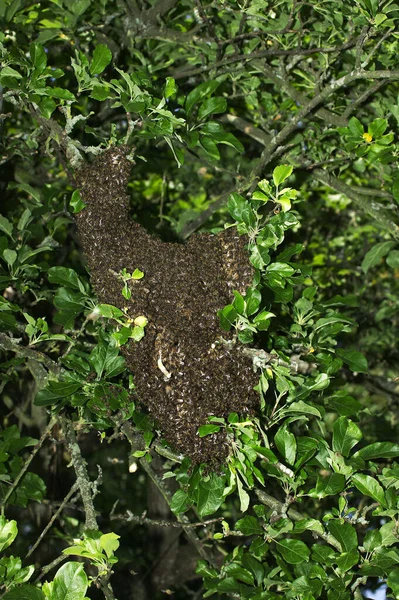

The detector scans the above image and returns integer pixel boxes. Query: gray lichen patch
[74,145,259,465]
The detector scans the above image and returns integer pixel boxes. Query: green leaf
[70,190,86,214]
[0,66,23,80]
[198,424,221,437]
[351,473,387,507]
[277,539,310,564]
[393,173,399,203]
[245,288,261,316]
[17,208,32,231]
[170,489,191,514]
[387,250,399,269]
[130,326,145,342]
[100,532,120,558]
[327,520,357,552]
[196,560,218,579]
[48,267,85,291]
[253,310,274,331]
[223,563,254,586]
[273,165,293,187]
[355,442,399,460]
[0,215,13,238]
[89,343,125,379]
[0,517,17,552]
[368,117,388,139]
[313,472,346,498]
[348,116,364,136]
[235,515,263,536]
[185,80,220,114]
[363,529,382,552]
[332,417,362,457]
[361,241,395,272]
[267,262,295,277]
[336,349,368,373]
[19,472,46,505]
[3,586,44,600]
[30,42,47,71]
[198,97,227,120]
[49,561,88,600]
[285,401,321,418]
[236,475,250,513]
[328,393,362,417]
[388,567,399,598]
[212,131,244,153]
[200,136,220,160]
[164,77,177,98]
[89,85,111,101]
[45,87,76,101]
[227,193,254,226]
[218,304,237,331]
[54,288,86,315]
[232,290,245,314]
[70,0,91,16]
[196,473,225,517]
[3,249,17,268]
[379,522,399,547]
[335,549,359,574]
[132,268,144,280]
[274,424,296,465]
[96,304,124,319]
[35,381,82,407]
[90,44,112,75]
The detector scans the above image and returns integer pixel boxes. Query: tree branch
[180,68,399,236]
[120,421,218,567]
[111,510,223,528]
[25,482,80,559]
[0,333,61,377]
[172,40,358,79]
[60,415,98,530]
[60,415,116,600]
[311,168,399,239]
[254,488,342,552]
[260,63,348,127]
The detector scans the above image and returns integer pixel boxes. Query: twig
[254,488,342,552]
[260,63,347,127]
[342,80,387,119]
[60,415,117,600]
[355,26,371,69]
[110,510,223,528]
[146,0,178,23]
[361,28,395,70]
[310,168,399,239]
[0,417,56,512]
[0,333,60,377]
[242,347,317,375]
[60,415,98,530]
[34,554,67,582]
[25,482,80,559]
[181,68,399,237]
[172,40,358,79]
[247,69,399,185]
[180,185,236,239]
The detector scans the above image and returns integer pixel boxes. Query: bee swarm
[75,146,258,465]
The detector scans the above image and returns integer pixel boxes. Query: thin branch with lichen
[0,417,56,512]
[254,488,342,552]
[59,415,116,600]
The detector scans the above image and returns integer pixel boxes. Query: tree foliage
[0,0,399,598]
